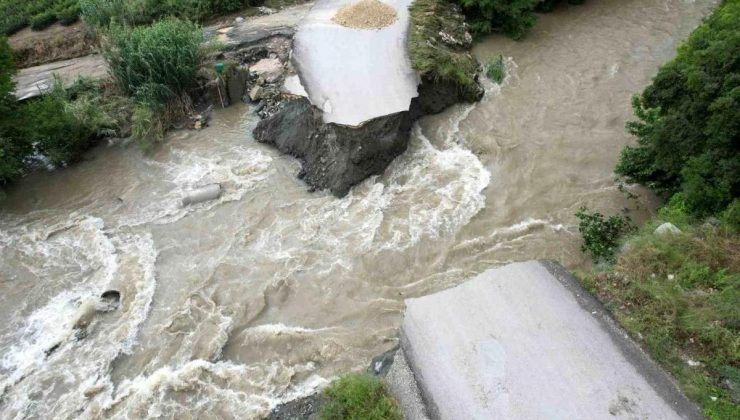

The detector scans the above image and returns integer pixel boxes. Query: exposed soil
[8,22,97,69]
[332,0,397,29]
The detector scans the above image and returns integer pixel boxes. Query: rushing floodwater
[0,0,716,418]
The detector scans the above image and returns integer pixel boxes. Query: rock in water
[249,58,283,83]
[254,98,412,196]
[655,222,682,236]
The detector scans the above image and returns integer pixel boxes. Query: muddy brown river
[0,0,716,418]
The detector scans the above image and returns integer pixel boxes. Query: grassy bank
[577,1,739,417]
[319,374,401,420]
[578,200,739,418]
[408,0,481,101]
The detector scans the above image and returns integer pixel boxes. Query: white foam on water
[99,359,329,419]
[118,146,274,228]
[0,217,159,419]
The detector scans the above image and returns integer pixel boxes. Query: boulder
[254,98,412,196]
[249,58,283,83]
[249,85,263,102]
[655,222,682,236]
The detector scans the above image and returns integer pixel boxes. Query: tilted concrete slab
[401,261,702,420]
[14,55,108,101]
[292,0,419,126]
[207,3,313,51]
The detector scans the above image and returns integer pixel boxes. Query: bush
[320,374,402,420]
[616,0,740,218]
[576,206,634,262]
[456,0,539,39]
[0,36,30,184]
[486,54,505,83]
[103,18,204,102]
[81,0,253,28]
[30,11,58,31]
[58,5,81,26]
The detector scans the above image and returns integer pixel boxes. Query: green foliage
[80,0,254,28]
[580,215,740,419]
[30,11,58,31]
[103,18,204,102]
[456,0,539,39]
[58,5,81,25]
[617,0,740,218]
[0,0,81,35]
[576,206,634,262]
[0,36,30,184]
[454,0,585,39]
[486,54,505,83]
[408,0,482,101]
[320,374,402,420]
[22,78,123,166]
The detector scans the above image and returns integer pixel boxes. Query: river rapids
[0,0,716,418]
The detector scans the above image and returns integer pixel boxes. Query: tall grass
[101,18,204,146]
[103,18,203,102]
[320,374,402,420]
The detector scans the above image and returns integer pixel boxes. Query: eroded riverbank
[0,0,717,418]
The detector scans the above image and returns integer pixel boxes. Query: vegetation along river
[0,0,717,418]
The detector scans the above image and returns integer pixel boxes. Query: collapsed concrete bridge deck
[398,261,701,420]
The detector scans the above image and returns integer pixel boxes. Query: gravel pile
[332,0,398,29]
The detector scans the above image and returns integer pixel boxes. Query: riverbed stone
[249,58,283,83]
[655,222,682,236]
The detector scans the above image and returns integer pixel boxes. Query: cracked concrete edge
[400,260,703,420]
[538,260,704,420]
[399,324,442,420]
[385,348,431,420]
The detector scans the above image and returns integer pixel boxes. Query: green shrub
[20,78,127,167]
[25,93,94,166]
[576,206,634,262]
[58,5,81,26]
[320,374,402,420]
[0,36,30,184]
[103,18,204,102]
[456,0,538,39]
[616,0,740,218]
[486,54,505,83]
[30,11,58,31]
[79,0,128,27]
[81,0,253,28]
